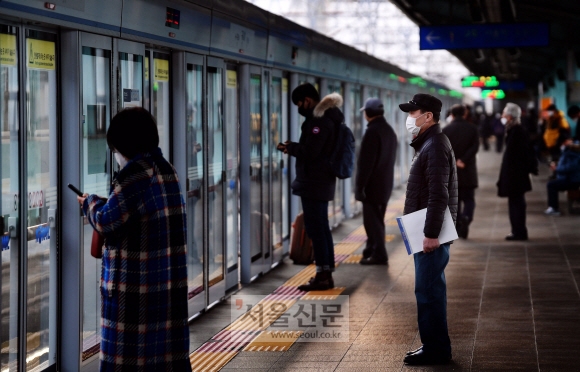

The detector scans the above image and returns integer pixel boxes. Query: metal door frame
[270,68,285,267]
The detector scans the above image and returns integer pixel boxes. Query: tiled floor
[189,148,580,371]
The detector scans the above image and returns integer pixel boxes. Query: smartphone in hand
[276,142,286,152]
[67,183,84,197]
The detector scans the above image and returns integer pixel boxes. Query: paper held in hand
[396,207,458,255]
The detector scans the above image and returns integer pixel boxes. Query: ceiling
[389,0,580,89]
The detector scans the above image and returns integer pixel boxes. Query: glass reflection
[152,52,170,157]
[271,77,282,252]
[281,78,289,240]
[81,46,111,360]
[186,64,204,300]
[249,75,262,261]
[225,69,239,272]
[118,52,142,109]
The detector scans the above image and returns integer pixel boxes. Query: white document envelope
[396,207,458,255]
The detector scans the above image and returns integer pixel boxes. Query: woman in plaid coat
[78,108,190,371]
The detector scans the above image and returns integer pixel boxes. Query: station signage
[481,89,505,100]
[461,76,499,88]
[420,23,549,50]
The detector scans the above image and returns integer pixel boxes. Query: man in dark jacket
[399,94,457,366]
[279,83,343,291]
[497,102,537,240]
[355,98,398,265]
[443,104,479,239]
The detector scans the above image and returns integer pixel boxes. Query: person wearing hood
[278,83,344,291]
[398,94,457,366]
[542,103,570,163]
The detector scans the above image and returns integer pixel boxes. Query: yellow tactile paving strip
[243,331,303,351]
[302,287,346,300]
[190,201,405,370]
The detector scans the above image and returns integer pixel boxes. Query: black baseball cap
[399,93,442,113]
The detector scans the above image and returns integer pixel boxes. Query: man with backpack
[278,83,346,291]
[356,98,398,265]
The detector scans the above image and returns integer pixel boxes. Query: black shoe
[297,272,334,291]
[362,247,372,259]
[406,346,423,356]
[359,257,388,265]
[458,216,470,239]
[403,349,451,365]
[505,233,528,241]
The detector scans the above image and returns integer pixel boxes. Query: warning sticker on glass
[27,38,55,70]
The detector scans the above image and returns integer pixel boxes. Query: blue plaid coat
[83,148,190,372]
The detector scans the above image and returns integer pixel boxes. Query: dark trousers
[495,134,504,152]
[414,243,451,356]
[301,197,335,272]
[508,193,527,237]
[547,179,580,210]
[458,187,476,222]
[362,202,388,261]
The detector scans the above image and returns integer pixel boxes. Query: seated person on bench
[545,139,580,215]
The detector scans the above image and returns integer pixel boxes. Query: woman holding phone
[76,108,190,371]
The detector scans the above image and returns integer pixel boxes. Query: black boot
[458,216,470,239]
[297,271,334,291]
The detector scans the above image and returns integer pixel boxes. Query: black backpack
[329,122,355,179]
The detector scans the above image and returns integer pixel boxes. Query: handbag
[91,230,104,259]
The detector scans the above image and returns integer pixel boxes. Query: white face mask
[405,112,428,136]
[547,111,554,117]
[500,117,508,125]
[114,152,129,169]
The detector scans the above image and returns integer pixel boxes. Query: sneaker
[544,207,561,216]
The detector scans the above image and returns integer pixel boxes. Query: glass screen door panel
[281,78,289,241]
[207,66,224,287]
[186,63,204,300]
[350,87,362,214]
[118,52,143,109]
[225,68,239,275]
[261,71,270,260]
[25,29,58,371]
[80,45,111,360]
[249,74,262,262]
[270,77,282,253]
[1,25,21,372]
[152,52,170,157]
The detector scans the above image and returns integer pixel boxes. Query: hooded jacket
[404,124,458,239]
[286,93,344,201]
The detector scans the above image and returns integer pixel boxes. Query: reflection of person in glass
[187,100,202,265]
[76,108,190,371]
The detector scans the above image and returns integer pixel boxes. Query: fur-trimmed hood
[313,93,344,118]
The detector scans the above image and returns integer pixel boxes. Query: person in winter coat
[355,98,398,265]
[544,140,580,215]
[497,103,538,240]
[542,103,570,163]
[443,104,479,239]
[77,108,190,372]
[399,94,458,366]
[278,83,343,291]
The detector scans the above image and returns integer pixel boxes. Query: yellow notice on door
[0,34,17,66]
[154,58,169,82]
[227,70,237,88]
[27,38,55,70]
[145,57,149,80]
[282,78,288,93]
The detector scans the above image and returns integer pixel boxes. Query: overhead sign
[420,23,549,50]
[481,89,505,100]
[462,76,499,88]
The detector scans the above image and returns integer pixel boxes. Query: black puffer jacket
[404,124,458,239]
[286,93,343,201]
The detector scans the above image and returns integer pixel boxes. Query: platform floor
[188,148,580,371]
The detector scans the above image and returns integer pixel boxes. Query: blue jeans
[414,243,451,356]
[301,197,335,272]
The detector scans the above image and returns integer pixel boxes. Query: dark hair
[107,107,159,159]
[568,105,580,117]
[291,83,320,105]
[450,104,466,118]
[365,108,384,118]
[420,109,440,123]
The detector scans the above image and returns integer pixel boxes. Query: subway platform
[188,147,580,371]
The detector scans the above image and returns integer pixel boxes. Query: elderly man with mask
[399,94,457,365]
[497,102,538,240]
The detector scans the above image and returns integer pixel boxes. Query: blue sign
[420,23,549,50]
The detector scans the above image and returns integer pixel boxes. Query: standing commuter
[443,104,479,239]
[77,108,190,371]
[278,83,343,291]
[355,98,398,265]
[399,94,457,365]
[497,103,538,240]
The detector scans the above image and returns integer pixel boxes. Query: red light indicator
[44,2,56,10]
